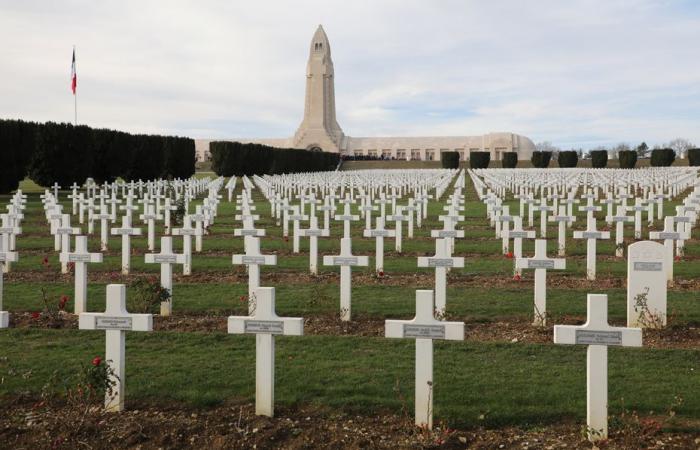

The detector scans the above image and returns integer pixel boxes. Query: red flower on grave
[92,356,102,366]
[239,295,247,302]
[59,295,69,310]
[31,311,41,320]
[378,270,385,277]
[41,257,49,266]
[674,255,681,262]
[506,252,513,259]
[284,236,289,242]
[513,274,521,281]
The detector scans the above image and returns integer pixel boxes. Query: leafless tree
[666,138,695,158]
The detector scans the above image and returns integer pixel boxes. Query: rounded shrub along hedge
[469,151,491,169]
[0,118,196,192]
[650,148,676,167]
[209,141,340,176]
[557,151,578,168]
[590,150,608,168]
[618,150,638,169]
[441,151,460,169]
[531,151,552,168]
[502,152,518,168]
[688,148,700,166]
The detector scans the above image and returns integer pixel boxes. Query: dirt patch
[1,397,697,450]
[11,313,699,349]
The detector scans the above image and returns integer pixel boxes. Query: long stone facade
[195,25,536,162]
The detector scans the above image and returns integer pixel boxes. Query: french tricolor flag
[70,48,77,95]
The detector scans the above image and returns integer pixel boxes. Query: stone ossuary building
[195,26,535,162]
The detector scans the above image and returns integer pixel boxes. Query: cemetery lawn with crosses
[0,169,699,448]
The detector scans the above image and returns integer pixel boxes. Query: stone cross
[94,203,112,251]
[0,240,19,328]
[227,287,303,417]
[111,215,142,275]
[363,216,395,274]
[505,216,535,276]
[79,284,153,412]
[59,235,103,314]
[385,290,464,429]
[649,216,684,283]
[288,206,308,254]
[335,200,359,238]
[417,239,464,315]
[0,214,21,273]
[579,197,601,226]
[56,214,80,274]
[554,294,642,442]
[627,241,666,328]
[172,215,200,275]
[515,239,566,326]
[605,205,633,257]
[139,203,162,251]
[163,198,178,234]
[533,200,553,237]
[145,236,186,316]
[190,206,206,252]
[232,237,277,314]
[630,198,646,239]
[322,237,369,321]
[497,206,515,254]
[387,209,408,253]
[299,215,329,275]
[573,216,610,280]
[548,206,576,256]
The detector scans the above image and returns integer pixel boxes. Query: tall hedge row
[0,119,195,192]
[688,149,700,166]
[650,148,675,167]
[502,152,518,168]
[441,151,460,169]
[531,151,552,168]
[618,150,638,169]
[557,151,578,168]
[209,141,340,176]
[590,150,608,168]
[469,152,490,169]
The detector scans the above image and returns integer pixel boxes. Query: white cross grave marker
[385,290,464,429]
[232,237,277,314]
[111,216,142,275]
[0,241,19,327]
[59,235,103,314]
[573,216,610,281]
[79,284,153,412]
[322,237,369,321]
[554,294,642,442]
[227,287,303,417]
[145,236,186,316]
[299,215,329,275]
[363,216,395,274]
[515,239,566,326]
[417,239,464,315]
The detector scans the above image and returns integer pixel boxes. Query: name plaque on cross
[56,227,74,234]
[582,232,603,239]
[242,256,267,264]
[333,257,359,265]
[633,261,663,271]
[427,258,454,268]
[96,316,133,330]
[403,324,445,339]
[575,330,622,345]
[528,260,555,269]
[304,230,324,236]
[154,255,178,263]
[435,230,458,238]
[658,232,679,239]
[508,231,530,238]
[68,254,92,262]
[239,229,260,236]
[369,230,390,237]
[244,320,284,334]
[674,217,691,223]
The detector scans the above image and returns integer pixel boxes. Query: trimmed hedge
[650,148,675,167]
[531,151,552,168]
[469,152,490,169]
[688,148,700,167]
[618,150,638,169]
[0,119,195,192]
[441,151,460,169]
[209,141,340,176]
[502,152,518,168]
[590,150,608,168]
[557,151,578,168]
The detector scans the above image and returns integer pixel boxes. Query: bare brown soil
[1,397,697,449]
[11,313,699,350]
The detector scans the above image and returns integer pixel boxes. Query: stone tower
[293,25,345,152]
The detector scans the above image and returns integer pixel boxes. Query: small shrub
[502,152,518,168]
[688,148,700,166]
[590,150,608,168]
[557,151,578,168]
[129,278,171,313]
[440,151,460,169]
[531,151,552,168]
[618,150,638,169]
[469,152,490,169]
[650,148,675,167]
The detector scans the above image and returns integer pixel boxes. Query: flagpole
[74,45,77,125]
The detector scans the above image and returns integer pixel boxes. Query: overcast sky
[1,0,699,149]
